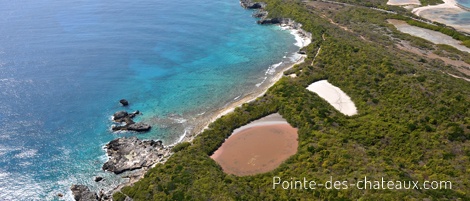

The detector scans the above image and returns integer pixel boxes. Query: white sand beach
[306,80,358,116]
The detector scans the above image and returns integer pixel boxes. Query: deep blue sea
[0,0,299,200]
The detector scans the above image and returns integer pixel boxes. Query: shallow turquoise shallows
[0,0,299,199]
[458,0,470,8]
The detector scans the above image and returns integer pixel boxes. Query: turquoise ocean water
[0,0,299,199]
[457,0,470,8]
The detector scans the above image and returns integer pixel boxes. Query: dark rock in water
[70,185,98,201]
[94,176,103,182]
[111,108,150,132]
[119,99,129,106]
[102,137,168,174]
[252,10,268,18]
[128,110,140,119]
[57,193,63,197]
[112,122,151,132]
[113,111,129,121]
[112,110,149,132]
[127,122,151,132]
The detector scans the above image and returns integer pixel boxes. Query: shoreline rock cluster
[70,137,171,200]
[70,185,108,201]
[241,0,266,9]
[111,99,152,132]
[241,0,312,42]
[111,110,151,132]
[102,137,169,174]
[70,99,166,200]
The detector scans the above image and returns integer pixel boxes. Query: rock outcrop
[112,110,151,132]
[113,111,130,122]
[119,99,129,106]
[102,137,169,174]
[252,10,268,18]
[240,0,266,9]
[257,17,284,25]
[70,185,98,201]
[126,122,152,132]
[240,0,310,41]
[94,176,103,182]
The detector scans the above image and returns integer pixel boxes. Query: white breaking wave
[265,62,283,75]
[256,77,268,87]
[169,117,187,124]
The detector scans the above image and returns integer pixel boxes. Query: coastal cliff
[241,0,312,45]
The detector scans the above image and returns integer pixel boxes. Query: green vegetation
[419,0,444,6]
[171,142,191,153]
[434,44,470,65]
[114,0,470,200]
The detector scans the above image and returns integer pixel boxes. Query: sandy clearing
[387,0,421,6]
[306,80,358,116]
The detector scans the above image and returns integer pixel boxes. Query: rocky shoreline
[102,137,170,174]
[70,0,312,200]
[70,100,172,200]
[242,0,312,44]
[70,137,173,201]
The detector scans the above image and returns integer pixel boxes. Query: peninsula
[87,0,470,200]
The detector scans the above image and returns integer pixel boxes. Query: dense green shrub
[419,0,444,5]
[171,142,191,153]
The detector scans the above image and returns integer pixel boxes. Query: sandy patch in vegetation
[387,0,421,6]
[306,80,358,116]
